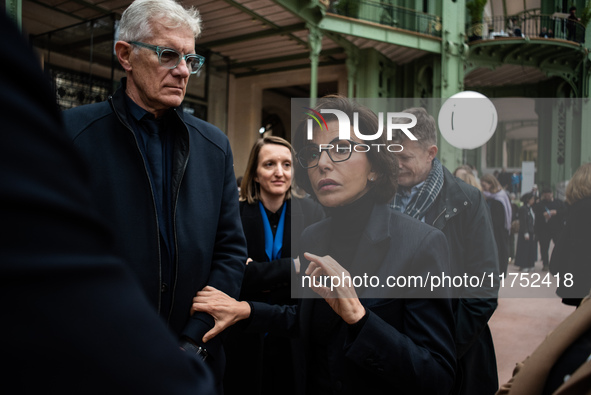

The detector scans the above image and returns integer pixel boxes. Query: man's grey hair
[392,107,437,148]
[118,0,202,43]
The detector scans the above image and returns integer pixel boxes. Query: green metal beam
[234,59,345,78]
[437,0,465,170]
[203,23,306,48]
[470,38,583,52]
[223,47,344,71]
[318,14,441,54]
[221,0,308,48]
[308,23,323,105]
[468,41,587,80]
[274,0,324,25]
[5,0,22,29]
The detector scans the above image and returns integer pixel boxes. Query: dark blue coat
[62,80,247,384]
[0,15,214,394]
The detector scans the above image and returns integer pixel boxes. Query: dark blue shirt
[125,95,175,316]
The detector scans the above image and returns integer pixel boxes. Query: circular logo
[437,91,498,149]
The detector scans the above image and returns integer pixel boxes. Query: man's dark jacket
[1,15,214,394]
[425,166,500,395]
[62,80,247,384]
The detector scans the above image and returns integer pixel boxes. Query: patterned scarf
[392,158,444,220]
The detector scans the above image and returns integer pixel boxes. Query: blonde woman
[550,163,591,306]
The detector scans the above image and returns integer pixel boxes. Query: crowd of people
[457,165,573,277]
[3,0,591,394]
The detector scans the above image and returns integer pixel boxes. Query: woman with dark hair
[192,96,456,394]
[515,192,537,272]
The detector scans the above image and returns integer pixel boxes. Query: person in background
[531,184,540,201]
[481,174,512,276]
[539,26,549,38]
[391,107,499,395]
[453,165,472,178]
[515,193,537,273]
[454,166,482,192]
[533,187,566,272]
[511,171,522,195]
[236,176,243,192]
[224,136,323,395]
[550,163,591,307]
[508,192,520,265]
[61,1,247,390]
[0,12,214,394]
[498,168,513,191]
[567,6,580,42]
[191,96,456,394]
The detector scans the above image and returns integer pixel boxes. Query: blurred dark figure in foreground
[0,13,214,395]
[496,293,591,395]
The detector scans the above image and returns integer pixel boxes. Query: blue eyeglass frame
[128,41,205,74]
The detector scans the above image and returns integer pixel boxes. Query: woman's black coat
[223,197,324,395]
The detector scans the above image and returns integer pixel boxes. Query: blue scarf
[258,201,287,261]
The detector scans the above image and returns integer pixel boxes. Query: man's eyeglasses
[296,139,364,169]
[128,41,205,75]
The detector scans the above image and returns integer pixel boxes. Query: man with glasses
[62,1,246,391]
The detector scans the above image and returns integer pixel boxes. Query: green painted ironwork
[5,0,22,29]
[308,23,323,106]
[205,23,307,48]
[473,13,586,43]
[328,0,442,38]
[437,0,466,170]
[319,14,441,53]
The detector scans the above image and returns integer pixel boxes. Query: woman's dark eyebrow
[328,137,346,145]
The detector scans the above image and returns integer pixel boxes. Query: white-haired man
[62,1,247,391]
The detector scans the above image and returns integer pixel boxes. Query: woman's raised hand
[303,252,366,324]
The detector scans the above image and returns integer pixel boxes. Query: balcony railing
[467,13,585,43]
[328,0,442,38]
